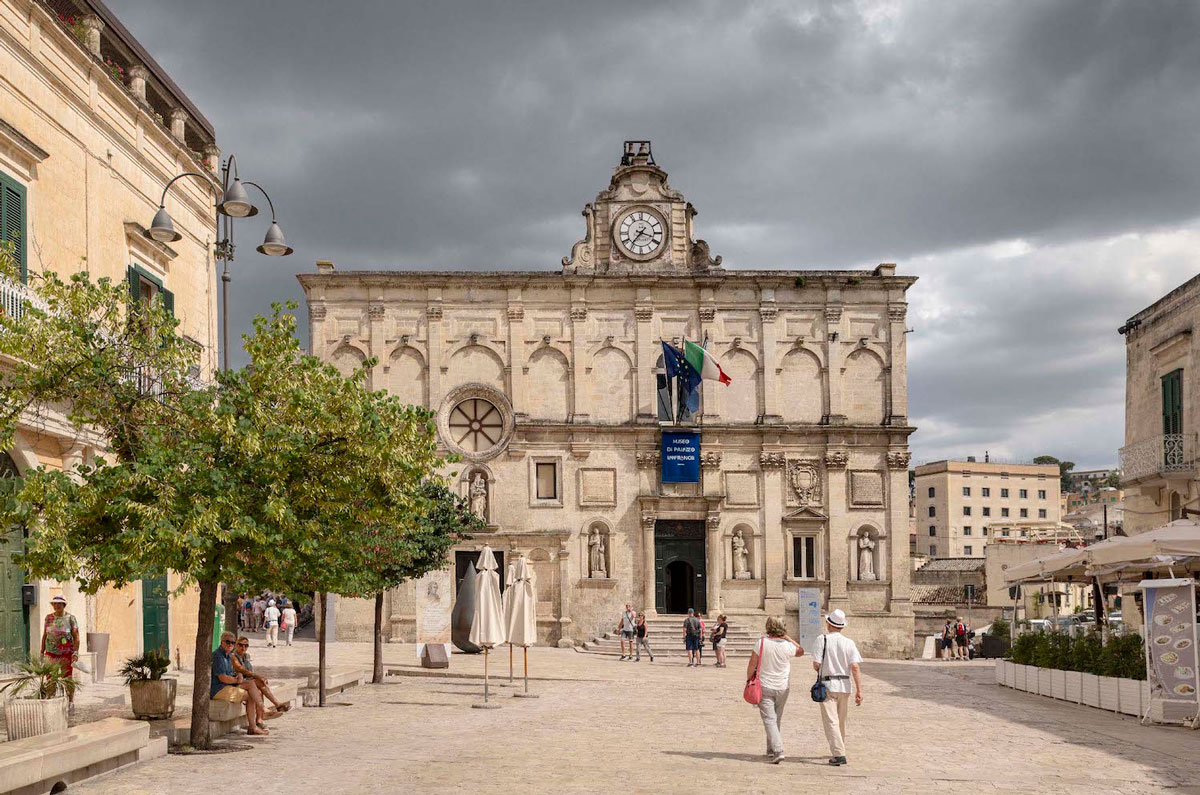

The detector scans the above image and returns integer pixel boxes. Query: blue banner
[661,431,701,483]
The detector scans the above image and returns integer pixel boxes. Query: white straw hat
[826,609,847,628]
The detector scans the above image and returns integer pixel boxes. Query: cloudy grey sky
[112,0,1200,469]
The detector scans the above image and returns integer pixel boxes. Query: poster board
[661,431,701,483]
[1137,578,1199,727]
[796,588,823,656]
[416,568,453,663]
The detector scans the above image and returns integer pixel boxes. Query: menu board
[416,568,453,662]
[796,588,823,656]
[1138,578,1199,724]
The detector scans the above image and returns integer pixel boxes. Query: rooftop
[917,558,986,573]
[912,585,976,604]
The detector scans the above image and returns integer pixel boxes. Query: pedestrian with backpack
[682,608,703,667]
[812,609,863,767]
[953,616,968,660]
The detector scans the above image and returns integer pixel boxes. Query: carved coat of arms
[787,460,822,506]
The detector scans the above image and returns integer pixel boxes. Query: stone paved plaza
[64,639,1200,795]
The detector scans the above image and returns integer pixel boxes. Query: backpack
[684,616,701,638]
[955,622,966,637]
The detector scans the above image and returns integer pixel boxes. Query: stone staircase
[579,615,763,660]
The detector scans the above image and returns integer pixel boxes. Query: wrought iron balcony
[1118,433,1196,484]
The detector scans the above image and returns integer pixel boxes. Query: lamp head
[218,178,258,218]
[257,222,293,257]
[148,206,182,243]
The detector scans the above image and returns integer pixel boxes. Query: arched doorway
[664,560,695,614]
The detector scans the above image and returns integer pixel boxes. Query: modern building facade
[0,0,219,669]
[300,143,918,657]
[914,460,1061,558]
[1119,273,1200,534]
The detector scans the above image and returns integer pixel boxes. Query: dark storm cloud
[109,0,1200,467]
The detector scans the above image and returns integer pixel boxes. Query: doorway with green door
[0,452,27,666]
[142,574,169,656]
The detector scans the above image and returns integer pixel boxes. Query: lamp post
[149,155,293,372]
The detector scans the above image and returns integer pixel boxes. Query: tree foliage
[1032,455,1076,493]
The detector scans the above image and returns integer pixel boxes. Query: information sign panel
[1138,578,1199,725]
[416,567,453,663]
[797,587,823,656]
[661,431,701,483]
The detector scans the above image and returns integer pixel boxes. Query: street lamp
[150,155,292,370]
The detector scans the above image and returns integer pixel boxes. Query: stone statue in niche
[858,531,877,581]
[731,530,751,580]
[469,473,488,521]
[588,527,607,578]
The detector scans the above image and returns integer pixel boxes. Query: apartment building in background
[913,459,1062,558]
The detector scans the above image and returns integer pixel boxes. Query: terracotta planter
[4,695,68,740]
[129,678,177,720]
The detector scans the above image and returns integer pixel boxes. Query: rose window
[447,398,503,453]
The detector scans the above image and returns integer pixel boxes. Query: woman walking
[746,616,803,764]
[41,595,79,713]
[633,612,654,662]
[712,614,729,668]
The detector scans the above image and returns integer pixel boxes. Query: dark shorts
[955,635,968,646]
[620,630,635,640]
[685,636,701,651]
[940,638,952,649]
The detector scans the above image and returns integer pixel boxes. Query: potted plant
[1,657,76,740]
[119,650,175,719]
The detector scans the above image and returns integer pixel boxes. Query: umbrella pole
[513,645,538,698]
[473,646,502,709]
[509,643,514,684]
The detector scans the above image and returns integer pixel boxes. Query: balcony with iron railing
[0,277,49,321]
[1118,433,1197,485]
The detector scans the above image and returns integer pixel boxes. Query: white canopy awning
[1003,519,1200,585]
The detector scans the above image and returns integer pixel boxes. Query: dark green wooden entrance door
[0,453,26,664]
[142,574,169,656]
[654,520,706,614]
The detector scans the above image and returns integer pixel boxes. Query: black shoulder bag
[810,635,829,703]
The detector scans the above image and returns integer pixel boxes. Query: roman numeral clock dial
[615,209,665,260]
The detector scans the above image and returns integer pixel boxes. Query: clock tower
[562,141,724,275]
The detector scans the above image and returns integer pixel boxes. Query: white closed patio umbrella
[505,556,539,698]
[470,545,506,708]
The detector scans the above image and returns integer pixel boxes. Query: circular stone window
[437,385,514,461]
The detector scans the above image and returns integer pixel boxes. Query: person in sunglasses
[232,637,290,718]
[211,632,268,736]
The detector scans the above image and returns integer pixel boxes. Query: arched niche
[850,524,885,582]
[590,347,633,423]
[526,347,570,421]
[843,348,886,425]
[459,464,495,527]
[329,343,367,381]
[581,519,612,579]
[726,522,757,580]
[447,344,506,395]
[779,348,823,423]
[720,348,759,423]
[386,345,427,408]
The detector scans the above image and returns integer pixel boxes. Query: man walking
[953,616,968,660]
[683,608,703,667]
[617,603,637,661]
[813,609,863,766]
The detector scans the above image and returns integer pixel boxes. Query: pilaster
[706,511,722,617]
[634,298,654,419]
[569,300,588,421]
[367,301,386,391]
[887,303,908,425]
[825,448,850,607]
[557,542,573,646]
[760,451,786,614]
[759,293,779,419]
[824,302,845,424]
[887,451,914,614]
[507,297,525,416]
[426,289,444,407]
[641,512,656,614]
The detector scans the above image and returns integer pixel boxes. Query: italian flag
[684,340,731,385]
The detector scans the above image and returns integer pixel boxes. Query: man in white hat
[263,599,281,648]
[812,608,863,766]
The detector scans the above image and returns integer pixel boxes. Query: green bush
[1098,633,1146,680]
[1005,629,1145,680]
[989,618,1010,639]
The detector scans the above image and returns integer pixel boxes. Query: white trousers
[819,691,851,757]
[285,625,295,645]
[266,625,278,646]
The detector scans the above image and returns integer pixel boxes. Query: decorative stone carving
[507,306,524,321]
[824,450,848,469]
[858,530,877,581]
[787,460,821,505]
[469,472,488,521]
[636,451,660,469]
[561,204,596,273]
[691,238,723,271]
[570,306,588,322]
[634,306,653,322]
[886,451,912,470]
[588,526,607,578]
[824,306,842,323]
[759,306,777,323]
[699,306,716,322]
[759,452,786,469]
[706,513,721,530]
[888,304,907,323]
[426,305,443,320]
[849,470,885,506]
[310,304,327,321]
[641,513,657,529]
[731,529,751,580]
[368,303,385,319]
[700,451,722,469]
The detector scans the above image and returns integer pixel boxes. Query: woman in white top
[746,616,804,764]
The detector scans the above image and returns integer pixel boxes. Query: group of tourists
[211,631,293,736]
[939,616,974,660]
[612,604,730,667]
[238,592,301,648]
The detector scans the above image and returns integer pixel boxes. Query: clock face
[616,209,665,258]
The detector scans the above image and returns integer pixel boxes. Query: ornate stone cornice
[824,306,842,323]
[634,306,653,322]
[824,450,848,469]
[636,451,661,469]
[700,451,722,469]
[699,306,716,322]
[886,451,912,470]
[426,305,443,320]
[759,306,777,323]
[759,452,786,470]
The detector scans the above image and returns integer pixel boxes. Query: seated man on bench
[211,631,268,736]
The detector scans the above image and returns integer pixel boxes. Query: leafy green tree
[1033,455,1076,493]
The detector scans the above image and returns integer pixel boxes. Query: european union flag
[661,340,702,418]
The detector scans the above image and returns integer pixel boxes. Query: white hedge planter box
[996,662,1146,718]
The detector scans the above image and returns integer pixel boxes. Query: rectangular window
[963,526,972,536]
[962,486,971,496]
[1020,508,1028,518]
[1001,530,1010,537]
[1038,509,1047,518]
[126,264,174,318]
[1019,489,1028,499]
[792,536,816,579]
[981,487,990,497]
[982,527,988,536]
[0,170,27,282]
[928,506,935,517]
[928,526,936,537]
[1163,368,1183,435]
[1001,488,1009,498]
[963,545,973,556]
[982,507,991,517]
[927,486,935,498]
[1001,507,1009,517]
[535,462,558,500]
[1038,489,1046,499]
[962,506,971,516]
[929,545,937,556]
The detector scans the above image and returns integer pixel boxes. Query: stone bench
[301,666,366,705]
[0,717,165,795]
[150,679,303,746]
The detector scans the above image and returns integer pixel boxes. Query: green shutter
[127,264,172,317]
[161,288,174,317]
[1162,369,1183,435]
[127,264,140,305]
[0,172,27,283]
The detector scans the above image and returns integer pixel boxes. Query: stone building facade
[300,143,917,657]
[1,0,219,669]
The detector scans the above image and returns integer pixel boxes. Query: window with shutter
[126,264,173,317]
[1162,369,1183,435]
[0,172,27,282]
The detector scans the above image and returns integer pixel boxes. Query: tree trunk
[318,591,327,707]
[372,591,384,684]
[189,579,219,749]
